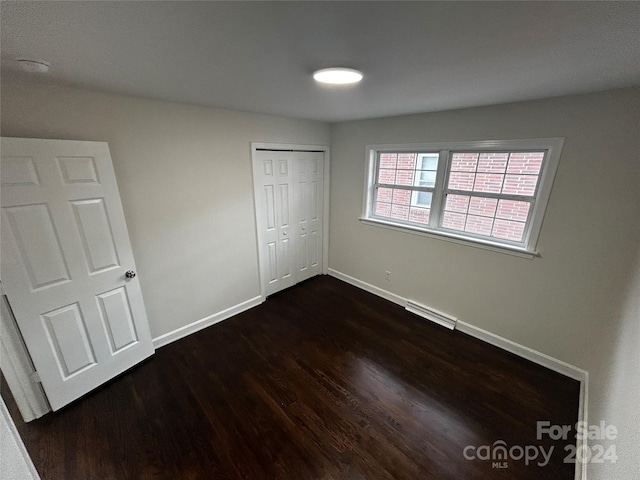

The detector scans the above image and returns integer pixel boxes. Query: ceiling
[2,1,639,122]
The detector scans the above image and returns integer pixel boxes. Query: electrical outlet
[385,271,391,281]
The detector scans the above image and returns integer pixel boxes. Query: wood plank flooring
[2,275,580,479]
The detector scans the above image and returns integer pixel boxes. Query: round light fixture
[17,59,50,73]
[313,67,363,85]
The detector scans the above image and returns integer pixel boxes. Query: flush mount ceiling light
[313,67,363,85]
[17,59,50,73]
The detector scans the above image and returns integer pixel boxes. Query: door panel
[310,230,319,267]
[71,198,120,273]
[58,156,100,184]
[267,241,278,282]
[1,137,154,411]
[279,184,290,226]
[42,303,96,378]
[1,157,41,186]
[97,287,138,353]
[264,184,276,230]
[4,204,71,289]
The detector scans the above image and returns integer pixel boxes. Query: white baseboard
[328,268,589,480]
[328,268,587,380]
[328,269,405,306]
[576,374,589,480]
[152,295,264,349]
[455,320,587,382]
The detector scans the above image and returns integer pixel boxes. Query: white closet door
[294,152,324,283]
[253,151,297,296]
[1,137,154,411]
[253,150,324,296]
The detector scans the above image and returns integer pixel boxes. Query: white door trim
[0,396,41,479]
[250,142,330,299]
[1,292,51,421]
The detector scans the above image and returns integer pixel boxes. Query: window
[362,139,564,255]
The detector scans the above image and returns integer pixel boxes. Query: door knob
[283,231,287,235]
[125,270,136,279]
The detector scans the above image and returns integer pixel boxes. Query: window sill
[358,217,538,259]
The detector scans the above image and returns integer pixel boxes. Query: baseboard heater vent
[405,300,457,330]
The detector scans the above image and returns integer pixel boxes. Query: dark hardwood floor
[2,275,580,480]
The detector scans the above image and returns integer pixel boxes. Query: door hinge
[30,371,42,384]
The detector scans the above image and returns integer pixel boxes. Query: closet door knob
[125,270,136,279]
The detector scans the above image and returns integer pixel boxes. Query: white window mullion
[429,149,449,229]
[443,189,534,203]
[365,151,381,218]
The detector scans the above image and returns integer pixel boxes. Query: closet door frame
[250,143,330,299]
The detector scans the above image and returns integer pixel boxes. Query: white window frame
[360,138,564,258]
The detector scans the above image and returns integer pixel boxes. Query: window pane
[417,170,437,188]
[473,173,504,193]
[397,153,417,170]
[394,170,415,186]
[507,152,544,175]
[412,191,432,208]
[448,172,475,191]
[375,201,391,217]
[392,188,411,206]
[376,187,393,203]
[378,169,396,184]
[477,153,508,173]
[492,218,526,242]
[496,199,531,222]
[375,187,429,225]
[450,153,478,172]
[468,196,498,217]
[444,194,469,213]
[409,207,430,225]
[376,152,438,189]
[502,175,537,196]
[391,204,409,220]
[442,211,466,231]
[379,153,398,169]
[465,215,494,236]
[419,154,439,170]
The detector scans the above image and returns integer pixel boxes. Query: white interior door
[1,137,154,411]
[253,149,324,296]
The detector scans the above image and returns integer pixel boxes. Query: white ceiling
[2,1,639,122]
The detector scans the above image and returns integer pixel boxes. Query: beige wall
[329,87,640,480]
[588,253,640,480]
[0,80,330,339]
